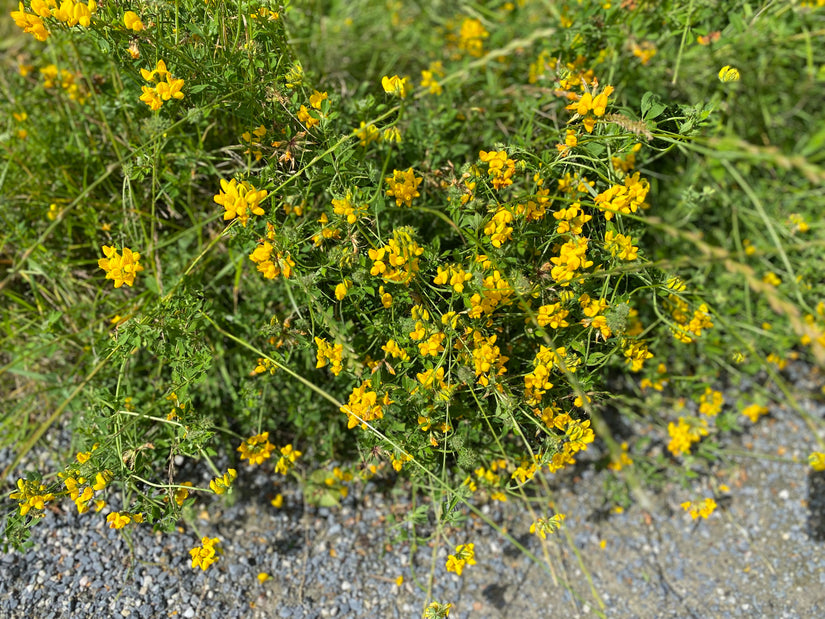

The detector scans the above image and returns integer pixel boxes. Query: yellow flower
[809,452,825,472]
[297,104,320,129]
[681,497,717,520]
[718,65,740,82]
[381,75,412,99]
[209,469,237,495]
[457,17,488,57]
[445,543,476,576]
[9,478,55,516]
[214,178,268,226]
[123,10,144,31]
[174,482,193,506]
[309,90,328,109]
[385,168,422,207]
[741,403,768,423]
[237,432,276,466]
[106,511,131,529]
[190,536,221,570]
[98,246,145,288]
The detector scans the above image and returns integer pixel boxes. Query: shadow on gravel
[482,583,508,611]
[806,469,825,541]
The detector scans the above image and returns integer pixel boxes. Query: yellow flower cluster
[241,125,267,161]
[382,338,410,363]
[466,330,508,387]
[40,64,87,103]
[98,246,144,288]
[369,228,424,284]
[106,511,143,529]
[381,74,412,99]
[483,207,515,247]
[416,366,448,391]
[565,84,614,133]
[445,543,476,576]
[139,60,184,111]
[385,168,422,207]
[420,61,445,95]
[297,105,320,129]
[622,339,653,372]
[512,455,541,484]
[681,498,717,520]
[536,303,570,329]
[809,452,825,471]
[578,293,612,340]
[433,264,473,293]
[632,42,657,65]
[457,17,488,57]
[63,469,111,513]
[339,381,391,430]
[274,444,302,475]
[312,212,342,246]
[237,432,276,466]
[190,536,221,571]
[530,513,566,539]
[248,242,295,280]
[209,468,237,495]
[604,230,639,261]
[667,417,708,456]
[741,403,768,423]
[468,270,513,318]
[607,442,633,471]
[9,478,55,516]
[549,237,594,286]
[123,10,143,31]
[12,0,97,41]
[321,466,352,497]
[524,346,573,405]
[593,172,649,221]
[332,192,367,224]
[666,295,713,343]
[698,387,724,416]
[478,150,516,190]
[315,337,344,376]
[423,601,453,619]
[553,201,591,235]
[466,459,508,501]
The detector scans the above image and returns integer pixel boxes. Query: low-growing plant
[2,0,825,614]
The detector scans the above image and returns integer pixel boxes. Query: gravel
[2,362,824,618]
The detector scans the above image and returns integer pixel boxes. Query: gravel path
[2,363,824,618]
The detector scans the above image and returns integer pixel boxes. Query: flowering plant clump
[4,0,825,614]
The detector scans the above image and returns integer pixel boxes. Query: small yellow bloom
[335,280,350,301]
[718,65,740,82]
[209,468,237,494]
[381,75,412,99]
[257,572,271,583]
[123,10,144,31]
[190,536,221,571]
[174,482,193,506]
[809,452,825,472]
[106,511,131,529]
[98,246,145,288]
[309,90,328,109]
